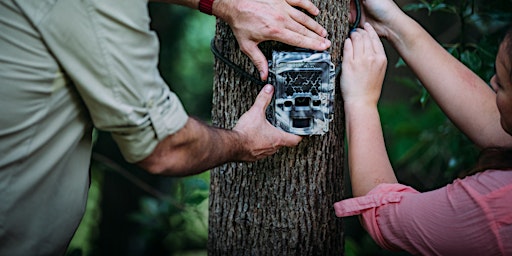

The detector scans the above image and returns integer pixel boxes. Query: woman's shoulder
[452,169,512,196]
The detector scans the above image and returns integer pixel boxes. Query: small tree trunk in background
[208,1,350,254]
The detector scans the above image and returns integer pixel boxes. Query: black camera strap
[210,40,267,86]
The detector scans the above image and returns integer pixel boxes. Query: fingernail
[264,84,273,93]
[321,39,331,49]
[326,39,331,46]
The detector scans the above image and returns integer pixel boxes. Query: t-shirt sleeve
[333,183,420,251]
[38,0,189,162]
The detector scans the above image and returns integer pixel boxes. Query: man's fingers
[286,0,319,16]
[251,84,274,112]
[240,42,269,81]
[272,29,331,52]
[278,131,303,146]
[289,7,327,38]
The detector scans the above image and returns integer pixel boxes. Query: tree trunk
[208,1,350,254]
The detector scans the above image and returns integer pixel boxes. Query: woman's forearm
[345,102,397,197]
[340,24,397,197]
[384,14,512,148]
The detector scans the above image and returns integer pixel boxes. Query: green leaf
[403,3,431,12]
[395,57,407,68]
[460,50,482,71]
[419,88,430,107]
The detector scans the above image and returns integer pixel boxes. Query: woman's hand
[340,23,387,107]
[349,0,404,39]
[340,23,397,197]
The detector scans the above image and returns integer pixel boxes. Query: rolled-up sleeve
[37,0,189,162]
[334,184,420,251]
[334,172,512,255]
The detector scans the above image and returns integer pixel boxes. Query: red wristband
[198,0,214,15]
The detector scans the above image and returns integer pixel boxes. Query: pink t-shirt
[334,170,512,255]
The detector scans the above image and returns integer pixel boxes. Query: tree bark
[208,1,350,254]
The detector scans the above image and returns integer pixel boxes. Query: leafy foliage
[130,174,209,254]
[403,0,458,15]
[163,11,216,119]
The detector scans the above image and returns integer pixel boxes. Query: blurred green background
[65,0,511,255]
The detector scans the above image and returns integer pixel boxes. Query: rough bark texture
[208,1,350,254]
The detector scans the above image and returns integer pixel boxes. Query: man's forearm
[138,117,246,176]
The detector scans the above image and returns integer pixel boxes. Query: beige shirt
[0,0,188,254]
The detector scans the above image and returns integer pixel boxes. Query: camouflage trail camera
[267,50,335,135]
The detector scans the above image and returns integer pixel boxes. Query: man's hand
[152,0,331,80]
[138,84,301,176]
[213,0,331,81]
[234,84,302,161]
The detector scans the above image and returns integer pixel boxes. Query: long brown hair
[460,147,512,177]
